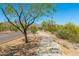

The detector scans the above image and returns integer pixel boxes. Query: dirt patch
[0,31,79,56]
[0,33,40,56]
[48,32,79,56]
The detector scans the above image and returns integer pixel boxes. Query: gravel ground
[35,31,64,56]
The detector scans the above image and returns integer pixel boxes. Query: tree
[0,4,56,43]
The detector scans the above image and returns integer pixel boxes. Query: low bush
[9,25,18,31]
[41,20,79,43]
[41,19,56,33]
[55,29,79,43]
[55,30,74,40]
[29,24,38,33]
[0,23,18,32]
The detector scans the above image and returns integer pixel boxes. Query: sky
[0,3,79,25]
[54,3,79,25]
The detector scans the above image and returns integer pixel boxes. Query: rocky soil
[35,31,64,56]
[0,31,79,56]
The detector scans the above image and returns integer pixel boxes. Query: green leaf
[5,5,14,14]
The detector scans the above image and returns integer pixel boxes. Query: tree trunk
[24,30,28,43]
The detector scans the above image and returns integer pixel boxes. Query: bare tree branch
[0,8,24,33]
[27,18,35,27]
[18,10,25,31]
[27,6,41,27]
[10,5,19,16]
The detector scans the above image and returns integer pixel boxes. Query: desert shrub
[52,24,64,32]
[0,23,18,32]
[64,22,77,33]
[0,26,8,31]
[41,19,56,33]
[9,25,18,31]
[29,24,38,33]
[55,22,79,43]
[55,30,74,40]
[41,20,79,43]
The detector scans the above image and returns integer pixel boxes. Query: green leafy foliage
[29,24,38,33]
[41,19,56,33]
[55,30,74,40]
[9,25,18,31]
[56,23,79,43]
[0,23,18,32]
[29,4,56,17]
[5,5,14,14]
[41,20,79,43]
